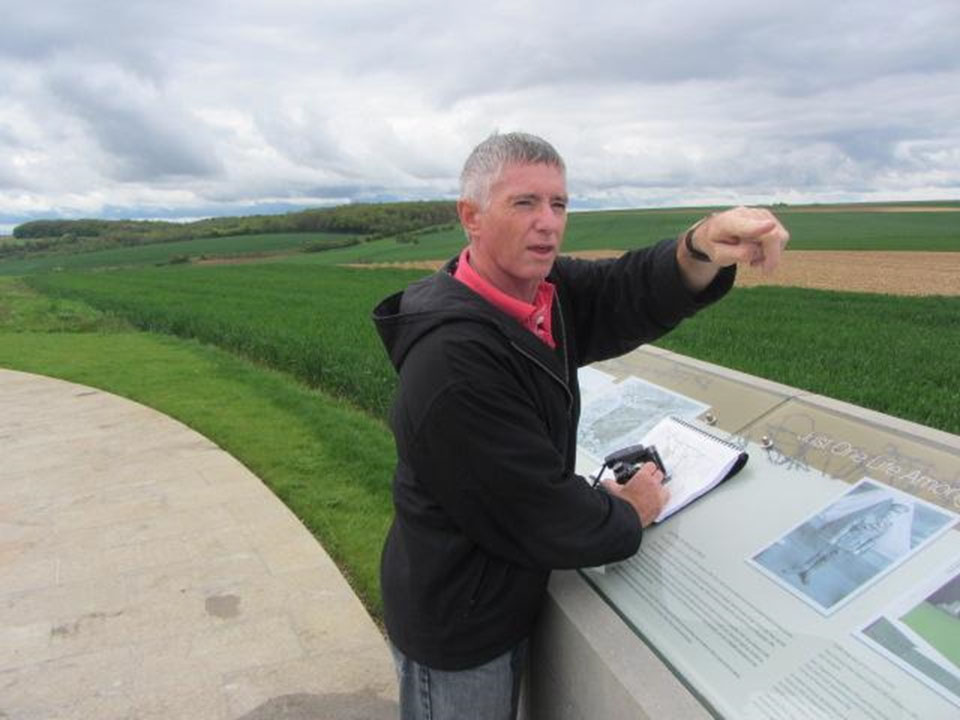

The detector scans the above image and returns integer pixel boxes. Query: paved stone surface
[0,369,398,719]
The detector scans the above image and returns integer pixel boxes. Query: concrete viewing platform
[0,368,399,719]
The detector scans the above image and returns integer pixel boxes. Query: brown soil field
[352,251,960,297]
[732,251,960,295]
[570,250,960,296]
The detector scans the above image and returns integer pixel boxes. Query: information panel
[576,377,960,719]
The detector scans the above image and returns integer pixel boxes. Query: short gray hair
[459,132,566,207]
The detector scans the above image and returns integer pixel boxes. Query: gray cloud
[0,0,958,227]
[45,66,221,182]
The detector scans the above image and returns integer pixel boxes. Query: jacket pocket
[465,556,490,617]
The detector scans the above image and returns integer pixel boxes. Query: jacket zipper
[510,340,573,410]
[555,293,570,386]
[508,289,573,411]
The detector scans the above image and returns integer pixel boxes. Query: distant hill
[6,198,958,265]
[4,201,458,261]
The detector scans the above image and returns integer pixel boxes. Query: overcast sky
[2,0,958,232]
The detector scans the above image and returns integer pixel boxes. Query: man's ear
[457,199,481,237]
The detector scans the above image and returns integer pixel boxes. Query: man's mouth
[528,244,556,256]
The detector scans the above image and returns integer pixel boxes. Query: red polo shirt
[453,247,556,348]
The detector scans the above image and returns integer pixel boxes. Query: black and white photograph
[750,479,958,614]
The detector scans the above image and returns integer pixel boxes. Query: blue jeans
[390,640,528,720]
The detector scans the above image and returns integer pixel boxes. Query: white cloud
[1,0,958,227]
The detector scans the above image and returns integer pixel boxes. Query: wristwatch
[683,224,712,262]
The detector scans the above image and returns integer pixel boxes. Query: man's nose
[534,203,564,231]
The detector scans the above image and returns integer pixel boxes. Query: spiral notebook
[641,416,749,523]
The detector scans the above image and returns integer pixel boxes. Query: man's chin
[537,258,557,278]
[525,252,557,272]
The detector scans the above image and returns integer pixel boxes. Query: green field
[274,226,468,265]
[767,210,960,251]
[656,287,959,432]
[559,208,960,252]
[25,264,960,434]
[26,264,426,418]
[0,231,362,275]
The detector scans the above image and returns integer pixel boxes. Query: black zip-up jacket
[372,237,734,670]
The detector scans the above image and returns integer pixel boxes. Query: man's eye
[515,199,533,207]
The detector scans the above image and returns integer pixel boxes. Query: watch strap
[683,224,712,262]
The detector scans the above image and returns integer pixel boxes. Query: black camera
[595,443,668,485]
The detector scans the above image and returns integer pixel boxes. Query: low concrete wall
[523,571,713,719]
[520,347,959,720]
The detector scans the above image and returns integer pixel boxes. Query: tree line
[4,201,458,260]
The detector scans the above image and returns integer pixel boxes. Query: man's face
[458,162,568,302]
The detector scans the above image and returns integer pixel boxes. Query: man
[372,132,788,720]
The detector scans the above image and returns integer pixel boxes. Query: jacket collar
[372,256,567,383]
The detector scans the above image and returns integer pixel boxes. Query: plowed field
[571,250,960,296]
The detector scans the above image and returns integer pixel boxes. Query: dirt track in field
[353,250,960,296]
